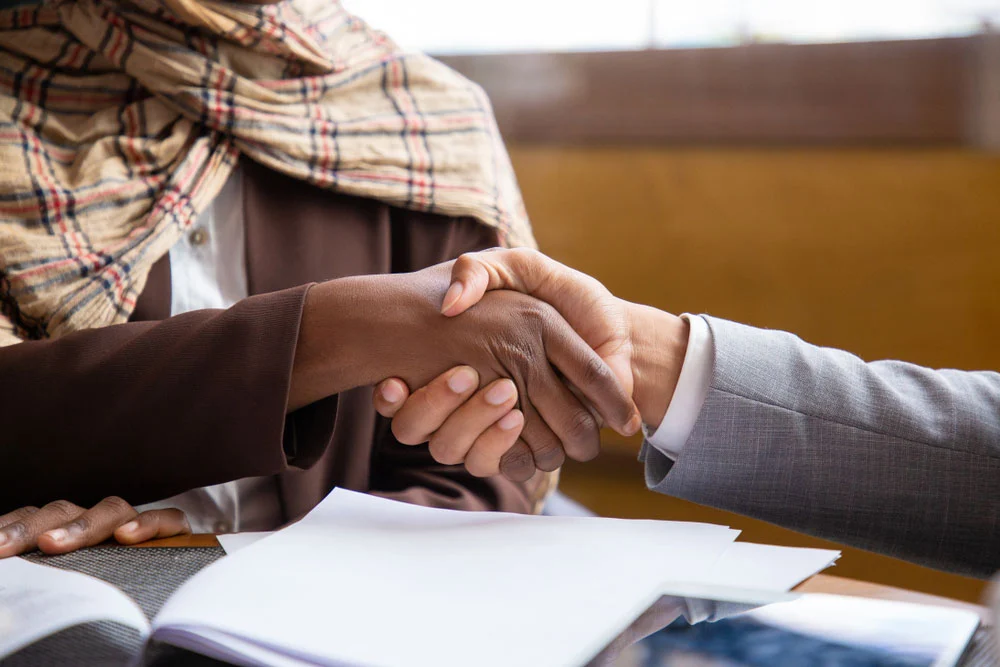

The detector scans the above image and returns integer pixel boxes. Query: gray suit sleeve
[641,315,1000,577]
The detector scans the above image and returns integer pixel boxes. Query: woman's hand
[442,248,635,398]
[300,261,639,481]
[0,497,190,558]
[374,367,526,478]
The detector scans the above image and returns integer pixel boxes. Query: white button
[213,521,230,534]
[189,228,209,246]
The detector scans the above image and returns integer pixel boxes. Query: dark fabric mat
[21,546,225,619]
[7,547,226,666]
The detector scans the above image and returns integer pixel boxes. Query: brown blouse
[1,160,546,520]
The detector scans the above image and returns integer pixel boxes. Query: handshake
[0,249,693,557]
[373,248,690,482]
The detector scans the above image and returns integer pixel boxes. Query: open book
[0,489,840,666]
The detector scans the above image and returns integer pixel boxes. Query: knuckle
[531,441,566,472]
[501,446,534,473]
[495,339,538,375]
[102,496,135,517]
[428,438,460,466]
[420,385,456,415]
[453,253,476,273]
[580,354,614,390]
[391,418,423,445]
[510,247,539,264]
[138,511,162,531]
[3,521,30,544]
[165,509,191,532]
[68,516,92,534]
[42,499,79,520]
[464,462,491,478]
[563,408,599,445]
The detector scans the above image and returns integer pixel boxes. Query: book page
[0,558,149,660]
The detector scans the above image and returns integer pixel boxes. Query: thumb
[373,378,411,417]
[441,249,544,316]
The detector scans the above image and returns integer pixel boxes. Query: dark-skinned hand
[0,497,189,558]
[306,261,640,480]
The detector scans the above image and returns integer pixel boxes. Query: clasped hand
[375,248,646,481]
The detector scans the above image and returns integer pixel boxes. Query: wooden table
[138,533,993,624]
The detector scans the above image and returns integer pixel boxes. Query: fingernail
[441,281,464,314]
[447,367,477,394]
[498,411,522,431]
[485,380,517,406]
[45,529,68,543]
[626,412,642,436]
[380,381,404,404]
[119,521,139,534]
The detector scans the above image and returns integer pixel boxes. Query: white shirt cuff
[643,314,715,460]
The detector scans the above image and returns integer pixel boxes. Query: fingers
[0,505,40,530]
[466,410,525,477]
[390,366,480,445]
[499,440,538,482]
[442,248,548,316]
[507,397,566,479]
[373,378,411,418]
[113,509,191,545]
[36,496,138,555]
[0,500,84,558]
[428,378,520,465]
[443,249,639,433]
[543,316,641,437]
[0,498,189,558]
[525,362,602,464]
[377,366,527,478]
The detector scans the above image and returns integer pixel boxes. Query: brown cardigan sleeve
[0,285,325,514]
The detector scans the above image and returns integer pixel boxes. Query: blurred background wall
[349,1,1000,602]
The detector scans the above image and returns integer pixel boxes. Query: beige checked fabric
[0,0,534,345]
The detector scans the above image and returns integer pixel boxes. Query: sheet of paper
[0,558,149,660]
[659,542,840,624]
[704,541,840,591]
[217,531,273,554]
[746,594,980,667]
[154,489,740,667]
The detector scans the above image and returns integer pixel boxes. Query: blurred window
[346,0,1000,53]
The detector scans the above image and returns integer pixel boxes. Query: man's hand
[441,248,688,431]
[0,498,190,558]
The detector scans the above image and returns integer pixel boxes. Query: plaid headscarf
[0,0,534,345]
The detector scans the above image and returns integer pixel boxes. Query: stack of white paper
[0,489,840,666]
[154,490,836,666]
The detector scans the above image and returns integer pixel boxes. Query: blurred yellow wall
[512,146,1000,601]
[514,146,1000,374]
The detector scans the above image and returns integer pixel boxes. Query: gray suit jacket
[641,316,1000,577]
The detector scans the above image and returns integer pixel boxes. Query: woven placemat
[9,547,225,667]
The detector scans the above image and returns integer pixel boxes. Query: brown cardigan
[1,160,546,520]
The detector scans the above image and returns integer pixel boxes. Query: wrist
[289,275,401,411]
[626,302,689,430]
